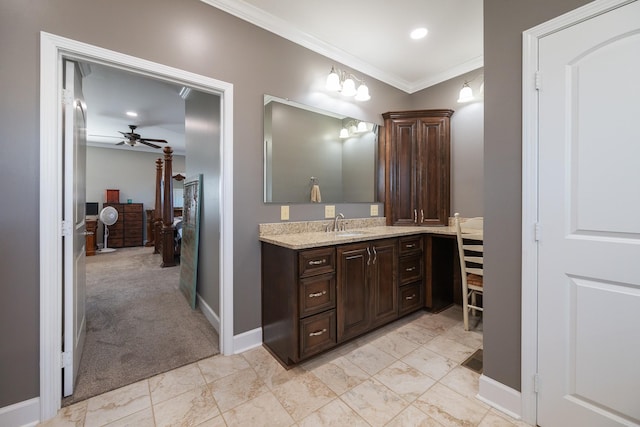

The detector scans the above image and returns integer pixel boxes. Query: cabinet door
[417,117,450,226]
[370,239,398,328]
[388,119,419,226]
[337,243,370,342]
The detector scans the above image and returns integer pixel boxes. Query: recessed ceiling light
[126,111,138,117]
[410,27,428,40]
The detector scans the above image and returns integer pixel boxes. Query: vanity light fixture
[457,73,484,103]
[340,120,370,138]
[326,66,371,101]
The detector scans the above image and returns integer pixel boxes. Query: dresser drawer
[125,212,143,221]
[299,273,335,318]
[399,283,423,316]
[299,310,336,359]
[123,204,142,213]
[399,236,423,255]
[299,247,335,278]
[399,254,423,285]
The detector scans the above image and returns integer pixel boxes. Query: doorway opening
[39,32,234,420]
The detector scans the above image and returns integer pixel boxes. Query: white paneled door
[62,59,88,397]
[537,1,640,425]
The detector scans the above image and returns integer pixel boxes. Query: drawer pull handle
[405,266,416,272]
[405,243,415,249]
[309,328,327,337]
[405,294,417,300]
[308,259,326,266]
[308,290,327,298]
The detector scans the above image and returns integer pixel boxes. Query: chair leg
[471,291,477,317]
[462,297,470,331]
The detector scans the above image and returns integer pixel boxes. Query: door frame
[39,32,235,420]
[521,0,635,424]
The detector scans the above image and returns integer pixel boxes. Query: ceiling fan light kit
[116,124,168,149]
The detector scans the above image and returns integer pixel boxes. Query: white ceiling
[202,0,484,93]
[84,1,483,155]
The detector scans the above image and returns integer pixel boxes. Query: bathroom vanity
[260,221,468,367]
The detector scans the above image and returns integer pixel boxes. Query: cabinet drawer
[123,204,142,213]
[399,283,423,316]
[299,248,335,278]
[125,212,143,221]
[108,228,124,238]
[399,236,423,255]
[299,310,336,359]
[399,254,423,285]
[299,273,336,318]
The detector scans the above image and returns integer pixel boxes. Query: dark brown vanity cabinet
[398,236,424,315]
[336,239,398,342]
[382,110,453,227]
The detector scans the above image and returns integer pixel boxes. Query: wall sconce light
[457,74,484,103]
[326,66,371,101]
[340,120,370,138]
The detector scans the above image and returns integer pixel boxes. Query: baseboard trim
[0,397,40,427]
[197,293,220,334]
[477,374,522,420]
[233,327,263,354]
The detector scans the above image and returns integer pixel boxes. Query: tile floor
[40,306,530,427]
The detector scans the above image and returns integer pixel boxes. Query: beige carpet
[62,247,219,406]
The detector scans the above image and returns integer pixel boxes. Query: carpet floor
[62,246,219,406]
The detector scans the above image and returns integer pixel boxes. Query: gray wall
[185,91,222,316]
[410,68,485,217]
[483,0,592,390]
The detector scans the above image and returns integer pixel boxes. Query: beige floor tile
[478,410,520,427]
[271,371,337,421]
[423,335,476,364]
[410,312,458,335]
[195,414,228,427]
[341,378,408,425]
[441,323,484,350]
[208,367,269,412]
[103,407,155,427]
[84,380,151,427]
[198,353,251,383]
[153,384,220,427]
[221,391,294,427]
[373,361,436,403]
[242,346,305,389]
[343,343,397,376]
[306,355,370,395]
[394,322,438,345]
[38,401,87,427]
[370,332,421,359]
[386,405,444,427]
[439,366,483,400]
[297,398,369,427]
[486,408,533,427]
[401,346,457,380]
[148,362,206,404]
[413,383,488,427]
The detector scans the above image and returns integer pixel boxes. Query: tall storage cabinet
[382,110,453,226]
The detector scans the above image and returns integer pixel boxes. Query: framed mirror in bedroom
[179,174,202,309]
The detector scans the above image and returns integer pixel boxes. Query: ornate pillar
[161,146,176,267]
[153,158,163,254]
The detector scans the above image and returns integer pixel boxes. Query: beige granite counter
[259,218,482,250]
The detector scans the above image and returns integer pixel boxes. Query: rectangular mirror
[264,95,378,204]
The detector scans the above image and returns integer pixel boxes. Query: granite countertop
[259,224,483,250]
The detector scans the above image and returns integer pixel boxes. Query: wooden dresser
[103,203,144,247]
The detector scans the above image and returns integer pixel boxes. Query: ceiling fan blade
[139,140,161,149]
[140,138,168,143]
[116,141,125,145]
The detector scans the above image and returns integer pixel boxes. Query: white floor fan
[97,206,118,253]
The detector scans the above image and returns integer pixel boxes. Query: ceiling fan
[116,124,168,149]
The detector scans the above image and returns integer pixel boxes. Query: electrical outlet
[370,204,379,216]
[280,205,289,221]
[325,205,335,218]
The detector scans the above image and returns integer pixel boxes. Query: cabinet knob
[309,328,327,337]
[308,290,327,298]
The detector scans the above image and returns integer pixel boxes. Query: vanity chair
[454,213,484,331]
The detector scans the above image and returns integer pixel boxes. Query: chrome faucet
[333,213,345,232]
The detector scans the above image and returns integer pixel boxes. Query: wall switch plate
[325,205,335,218]
[280,205,289,221]
[370,205,379,216]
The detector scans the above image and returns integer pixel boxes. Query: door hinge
[534,222,541,242]
[62,88,74,106]
[535,71,542,91]
[61,351,72,369]
[533,373,540,393]
[61,220,72,237]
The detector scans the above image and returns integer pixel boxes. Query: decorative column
[161,146,176,267]
[153,158,163,254]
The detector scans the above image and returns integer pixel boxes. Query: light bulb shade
[339,128,349,138]
[355,83,371,101]
[457,84,474,103]
[341,78,357,97]
[357,121,368,132]
[326,68,341,91]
